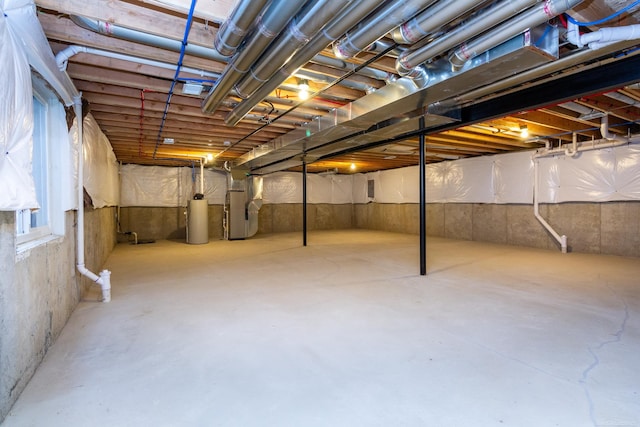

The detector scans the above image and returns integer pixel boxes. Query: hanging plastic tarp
[538,145,640,203]
[198,168,227,204]
[120,165,192,207]
[2,0,78,105]
[352,173,369,204]
[69,114,119,208]
[330,174,354,204]
[492,151,534,203]
[0,9,38,210]
[369,151,534,204]
[262,172,303,204]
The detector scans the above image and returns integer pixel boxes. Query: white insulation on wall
[70,114,119,208]
[118,145,640,207]
[0,8,37,210]
[538,145,640,203]
[119,165,227,207]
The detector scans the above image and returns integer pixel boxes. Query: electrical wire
[566,0,640,26]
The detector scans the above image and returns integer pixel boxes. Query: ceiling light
[350,163,356,171]
[206,153,213,162]
[163,137,175,144]
[181,82,204,96]
[298,79,309,100]
[520,125,529,139]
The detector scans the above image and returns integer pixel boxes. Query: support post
[419,116,426,276]
[303,161,307,247]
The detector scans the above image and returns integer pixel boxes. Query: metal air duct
[449,0,583,70]
[238,28,558,174]
[233,0,353,100]
[214,0,270,58]
[390,0,491,45]
[332,0,436,59]
[395,0,540,77]
[201,0,306,114]
[224,0,386,127]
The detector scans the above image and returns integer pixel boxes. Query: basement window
[15,78,67,252]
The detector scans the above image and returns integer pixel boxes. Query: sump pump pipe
[74,95,112,302]
[531,122,640,253]
[533,157,568,253]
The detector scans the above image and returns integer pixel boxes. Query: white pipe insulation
[74,95,112,302]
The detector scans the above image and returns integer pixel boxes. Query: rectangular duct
[243,25,559,175]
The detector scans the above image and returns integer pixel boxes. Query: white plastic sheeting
[262,172,355,204]
[120,165,191,207]
[118,144,640,207]
[369,151,534,204]
[200,169,227,205]
[538,145,640,203]
[70,115,119,208]
[2,0,78,105]
[119,165,227,207]
[0,8,37,210]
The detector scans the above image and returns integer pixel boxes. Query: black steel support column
[303,161,307,247]
[419,116,426,276]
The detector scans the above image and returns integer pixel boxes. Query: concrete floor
[3,230,639,426]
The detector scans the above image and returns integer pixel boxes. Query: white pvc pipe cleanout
[74,95,112,302]
[567,20,640,50]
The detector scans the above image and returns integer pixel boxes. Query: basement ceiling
[36,0,640,174]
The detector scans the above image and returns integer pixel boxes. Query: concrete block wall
[354,202,640,257]
[0,207,116,422]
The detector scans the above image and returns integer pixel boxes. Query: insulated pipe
[55,45,220,80]
[74,95,112,302]
[294,69,374,93]
[70,15,227,62]
[332,0,436,59]
[449,0,583,71]
[214,0,269,58]
[68,10,392,88]
[390,0,487,45]
[234,0,352,100]
[201,0,305,114]
[225,0,385,126]
[396,0,540,76]
[533,158,568,253]
[311,55,392,82]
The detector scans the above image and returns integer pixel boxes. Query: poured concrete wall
[117,206,225,242]
[258,204,353,234]
[0,207,116,422]
[355,202,640,257]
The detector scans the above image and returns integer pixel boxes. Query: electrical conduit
[153,0,198,158]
